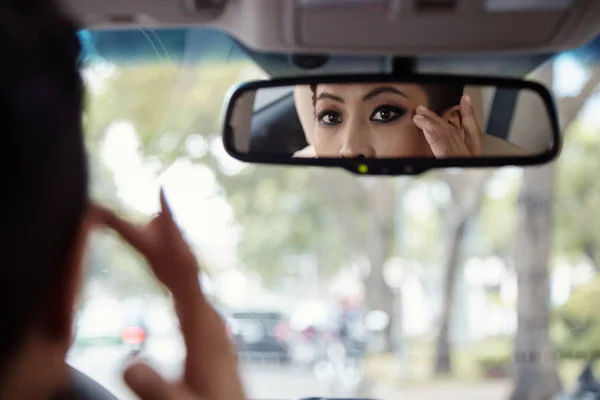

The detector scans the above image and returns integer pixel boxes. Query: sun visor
[65,0,600,55]
[293,0,599,54]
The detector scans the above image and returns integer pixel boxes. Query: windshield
[70,28,600,399]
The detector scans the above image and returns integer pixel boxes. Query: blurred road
[370,380,509,400]
[67,339,329,400]
[67,339,510,399]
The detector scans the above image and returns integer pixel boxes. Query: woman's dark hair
[309,82,465,114]
[421,83,465,115]
[0,0,86,375]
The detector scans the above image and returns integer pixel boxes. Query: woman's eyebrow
[363,86,407,101]
[316,92,344,103]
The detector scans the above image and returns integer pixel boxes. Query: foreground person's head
[0,0,89,397]
[306,82,464,158]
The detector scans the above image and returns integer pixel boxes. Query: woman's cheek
[313,129,340,157]
[400,120,435,156]
[413,124,436,156]
[372,121,418,157]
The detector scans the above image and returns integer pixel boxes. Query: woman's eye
[371,106,404,123]
[318,111,343,125]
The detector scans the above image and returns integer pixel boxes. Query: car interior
[59,0,600,399]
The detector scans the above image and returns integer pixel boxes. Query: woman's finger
[413,114,449,158]
[159,188,177,226]
[460,95,483,156]
[124,363,176,400]
[415,105,445,124]
[413,114,441,139]
[174,298,246,400]
[92,205,150,253]
[417,105,466,144]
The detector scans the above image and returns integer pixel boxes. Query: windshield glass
[70,28,600,399]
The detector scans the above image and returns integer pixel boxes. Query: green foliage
[556,278,600,358]
[400,178,445,263]
[84,231,157,295]
[476,354,511,377]
[81,55,598,295]
[555,121,600,267]
[83,60,372,289]
[478,169,522,257]
[85,62,261,167]
[227,166,378,285]
[84,61,264,291]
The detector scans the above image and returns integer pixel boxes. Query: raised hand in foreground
[93,191,244,400]
[413,95,484,158]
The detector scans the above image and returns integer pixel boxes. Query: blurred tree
[363,179,397,351]
[83,61,365,293]
[479,170,523,258]
[226,166,356,286]
[510,59,600,400]
[83,62,264,292]
[555,277,600,358]
[433,169,492,375]
[555,120,600,271]
[401,178,445,263]
[83,101,158,293]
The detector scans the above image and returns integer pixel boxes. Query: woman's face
[311,83,437,158]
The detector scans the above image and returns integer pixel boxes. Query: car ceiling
[84,27,554,79]
[246,50,553,78]
[64,0,600,56]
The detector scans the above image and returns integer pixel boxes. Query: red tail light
[274,321,291,341]
[302,327,315,341]
[122,326,146,345]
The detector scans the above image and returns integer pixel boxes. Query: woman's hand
[92,191,244,400]
[413,95,483,158]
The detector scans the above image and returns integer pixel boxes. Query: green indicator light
[358,164,368,174]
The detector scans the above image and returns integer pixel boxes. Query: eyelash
[315,104,407,126]
[369,104,406,123]
[316,109,342,126]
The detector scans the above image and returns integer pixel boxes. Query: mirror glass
[226,80,556,161]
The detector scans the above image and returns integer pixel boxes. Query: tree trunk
[510,164,562,400]
[433,170,491,375]
[509,61,599,400]
[364,179,396,351]
[584,242,600,273]
[435,214,468,374]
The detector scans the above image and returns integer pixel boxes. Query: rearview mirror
[222,74,560,175]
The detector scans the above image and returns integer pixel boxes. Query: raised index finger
[416,105,446,124]
[460,95,483,156]
[91,204,150,254]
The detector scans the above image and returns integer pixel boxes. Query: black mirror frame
[222,73,561,176]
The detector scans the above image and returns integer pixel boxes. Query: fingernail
[464,95,473,109]
[159,187,174,218]
[416,105,428,113]
[414,115,426,122]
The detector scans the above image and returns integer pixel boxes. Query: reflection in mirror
[228,81,554,159]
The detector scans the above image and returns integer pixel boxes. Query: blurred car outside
[230,309,293,364]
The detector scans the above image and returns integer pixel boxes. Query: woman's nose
[339,127,375,158]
